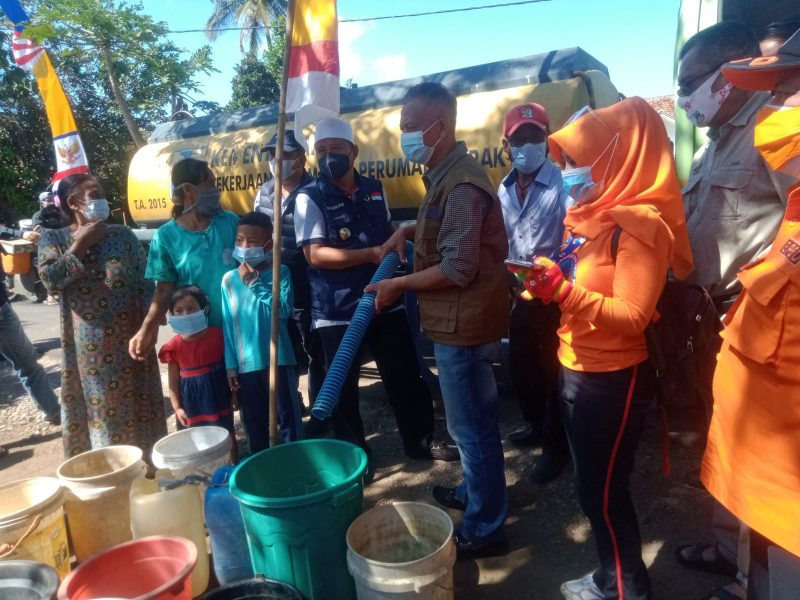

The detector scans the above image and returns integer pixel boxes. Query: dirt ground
[1,298,731,599]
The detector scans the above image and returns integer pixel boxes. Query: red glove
[522,257,573,304]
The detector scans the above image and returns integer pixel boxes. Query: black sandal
[676,543,738,577]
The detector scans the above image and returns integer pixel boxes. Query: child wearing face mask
[221,211,302,453]
[159,285,238,462]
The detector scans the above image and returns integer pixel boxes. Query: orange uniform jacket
[702,185,800,558]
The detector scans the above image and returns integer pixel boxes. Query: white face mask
[677,69,733,127]
[269,158,298,178]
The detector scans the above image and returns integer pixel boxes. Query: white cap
[314,118,353,144]
[38,191,52,202]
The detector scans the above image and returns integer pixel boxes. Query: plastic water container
[205,466,253,585]
[0,478,70,580]
[152,427,232,497]
[201,577,305,599]
[346,503,456,600]
[130,471,210,597]
[230,439,368,600]
[57,536,196,600]
[57,445,146,562]
[0,560,60,600]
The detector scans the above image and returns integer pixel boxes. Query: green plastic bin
[229,439,367,600]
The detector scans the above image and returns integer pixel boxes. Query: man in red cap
[499,103,572,483]
[699,28,800,599]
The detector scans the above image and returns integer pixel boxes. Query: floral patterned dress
[39,225,167,458]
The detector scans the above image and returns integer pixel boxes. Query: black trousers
[748,530,800,600]
[316,309,434,456]
[509,298,567,458]
[289,306,324,406]
[560,362,655,600]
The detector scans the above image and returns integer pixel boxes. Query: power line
[165,0,552,34]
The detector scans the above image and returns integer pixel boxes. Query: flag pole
[268,1,294,447]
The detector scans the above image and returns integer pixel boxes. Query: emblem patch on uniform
[780,238,800,265]
[339,227,352,241]
[368,191,383,203]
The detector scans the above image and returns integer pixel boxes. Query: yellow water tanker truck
[127,46,621,231]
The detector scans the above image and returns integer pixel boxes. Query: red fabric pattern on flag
[11,32,44,70]
[288,40,340,78]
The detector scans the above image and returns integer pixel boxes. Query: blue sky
[141,0,682,110]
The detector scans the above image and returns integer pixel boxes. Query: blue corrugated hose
[311,246,405,421]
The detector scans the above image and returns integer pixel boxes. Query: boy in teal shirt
[221,212,302,450]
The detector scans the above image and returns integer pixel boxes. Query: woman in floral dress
[38,174,166,457]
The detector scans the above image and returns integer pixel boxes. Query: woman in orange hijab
[525,96,693,600]
[701,34,800,599]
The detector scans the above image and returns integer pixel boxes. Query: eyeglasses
[677,65,723,97]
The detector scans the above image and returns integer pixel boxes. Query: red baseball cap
[503,103,549,137]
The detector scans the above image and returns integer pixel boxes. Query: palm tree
[206,0,288,55]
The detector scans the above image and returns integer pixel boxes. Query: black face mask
[319,153,351,180]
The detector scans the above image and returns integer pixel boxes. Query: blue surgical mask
[561,166,595,201]
[401,120,441,165]
[233,245,271,266]
[81,198,110,221]
[560,133,619,203]
[511,142,547,174]
[168,310,208,337]
[179,185,222,217]
[319,153,351,180]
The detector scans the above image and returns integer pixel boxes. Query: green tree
[227,52,280,111]
[25,0,217,148]
[0,31,53,224]
[206,0,288,56]
[263,14,286,82]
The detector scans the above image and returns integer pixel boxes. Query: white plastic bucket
[346,502,456,600]
[57,445,146,562]
[0,477,71,580]
[151,427,231,496]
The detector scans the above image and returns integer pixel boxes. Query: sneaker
[453,528,508,560]
[432,485,466,511]
[529,453,567,484]
[406,437,460,462]
[508,424,542,447]
[561,574,604,600]
[43,411,61,426]
[428,439,460,462]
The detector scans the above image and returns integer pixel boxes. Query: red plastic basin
[57,536,197,600]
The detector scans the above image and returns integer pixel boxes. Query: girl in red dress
[159,285,238,462]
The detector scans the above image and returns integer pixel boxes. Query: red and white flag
[285,0,340,149]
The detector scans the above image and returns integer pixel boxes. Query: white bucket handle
[355,565,454,593]
[0,512,42,559]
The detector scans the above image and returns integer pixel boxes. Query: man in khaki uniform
[675,20,795,600]
[367,82,510,559]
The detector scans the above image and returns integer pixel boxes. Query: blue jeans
[237,365,303,453]
[434,340,507,540]
[0,301,59,418]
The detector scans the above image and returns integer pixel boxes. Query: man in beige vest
[367,82,510,559]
